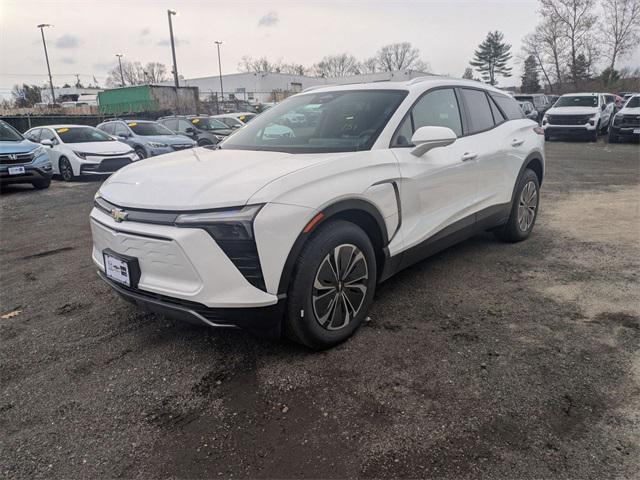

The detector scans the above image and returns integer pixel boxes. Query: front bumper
[99,271,284,336]
[610,125,640,137]
[543,126,596,137]
[0,164,53,185]
[79,153,139,175]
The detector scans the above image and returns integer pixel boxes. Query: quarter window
[460,89,494,134]
[488,96,506,124]
[391,88,462,146]
[491,93,525,121]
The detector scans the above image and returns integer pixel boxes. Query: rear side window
[491,94,525,120]
[460,89,494,134]
[99,123,114,135]
[488,96,506,124]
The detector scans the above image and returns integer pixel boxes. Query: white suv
[542,93,614,141]
[90,78,545,349]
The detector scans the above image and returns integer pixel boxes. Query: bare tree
[521,32,554,90]
[106,60,168,87]
[601,0,640,83]
[312,54,360,77]
[360,57,379,74]
[540,0,598,86]
[143,62,169,84]
[279,63,308,76]
[375,42,430,72]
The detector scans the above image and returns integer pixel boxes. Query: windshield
[127,121,175,136]
[218,117,244,128]
[624,96,640,108]
[0,121,23,141]
[555,96,598,108]
[221,89,408,154]
[190,118,228,130]
[56,127,114,143]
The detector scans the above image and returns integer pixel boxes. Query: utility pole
[37,24,55,105]
[115,54,125,87]
[214,41,224,111]
[167,9,179,88]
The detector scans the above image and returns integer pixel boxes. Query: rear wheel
[495,169,540,243]
[59,157,74,182]
[285,220,377,349]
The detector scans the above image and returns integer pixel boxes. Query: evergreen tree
[469,31,512,85]
[572,53,591,82]
[462,67,474,80]
[520,55,541,92]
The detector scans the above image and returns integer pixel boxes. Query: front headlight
[32,145,47,159]
[175,204,263,240]
[73,150,89,159]
[147,142,168,148]
[214,135,225,141]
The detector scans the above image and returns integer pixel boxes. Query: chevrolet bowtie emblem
[110,208,128,222]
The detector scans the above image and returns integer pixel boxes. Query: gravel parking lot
[1,139,639,479]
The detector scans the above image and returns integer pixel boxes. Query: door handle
[461,152,477,161]
[511,139,524,147]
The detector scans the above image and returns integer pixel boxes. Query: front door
[391,87,479,256]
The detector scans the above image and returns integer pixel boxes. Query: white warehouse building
[168,69,433,104]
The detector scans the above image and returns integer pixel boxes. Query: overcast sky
[1,0,639,95]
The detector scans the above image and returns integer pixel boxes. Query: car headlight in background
[214,135,225,141]
[175,204,263,240]
[147,142,168,148]
[73,150,91,159]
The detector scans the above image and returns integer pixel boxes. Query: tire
[32,178,51,189]
[134,146,146,159]
[197,139,213,147]
[590,129,598,142]
[285,220,377,349]
[59,157,74,182]
[494,169,540,243]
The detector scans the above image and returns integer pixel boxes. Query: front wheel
[495,169,540,243]
[134,147,146,159]
[32,178,51,189]
[285,220,377,349]
[59,157,74,182]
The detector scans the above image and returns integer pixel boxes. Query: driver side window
[391,88,463,147]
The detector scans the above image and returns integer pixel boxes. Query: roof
[300,77,510,96]
[560,92,600,97]
[33,124,96,129]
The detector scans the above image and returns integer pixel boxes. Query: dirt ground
[1,139,639,479]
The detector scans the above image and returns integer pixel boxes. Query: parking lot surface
[1,140,639,479]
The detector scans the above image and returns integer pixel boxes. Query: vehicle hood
[545,106,598,116]
[619,106,640,115]
[98,148,330,210]
[143,134,195,145]
[0,138,39,154]
[211,128,234,136]
[70,140,132,154]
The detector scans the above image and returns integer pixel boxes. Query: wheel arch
[276,198,389,296]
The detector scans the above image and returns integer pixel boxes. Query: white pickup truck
[542,93,615,141]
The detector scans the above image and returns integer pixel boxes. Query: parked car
[542,93,615,141]
[0,120,53,190]
[211,114,245,129]
[546,95,560,106]
[608,94,640,143]
[90,78,545,349]
[514,94,551,121]
[226,112,257,124]
[157,116,232,146]
[24,125,138,181]
[518,101,539,121]
[97,119,196,158]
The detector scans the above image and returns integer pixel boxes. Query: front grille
[216,239,266,291]
[547,114,592,125]
[0,152,34,165]
[620,115,640,127]
[98,158,132,172]
[171,144,193,150]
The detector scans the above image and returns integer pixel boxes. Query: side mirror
[117,134,129,140]
[40,139,54,147]
[186,127,196,134]
[410,126,457,157]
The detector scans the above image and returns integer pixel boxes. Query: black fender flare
[276,198,389,296]
[510,153,544,206]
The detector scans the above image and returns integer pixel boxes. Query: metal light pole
[37,24,55,105]
[167,9,179,88]
[115,54,125,87]
[214,41,224,110]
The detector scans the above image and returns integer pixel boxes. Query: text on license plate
[634,128,640,134]
[8,166,25,175]
[104,253,131,286]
